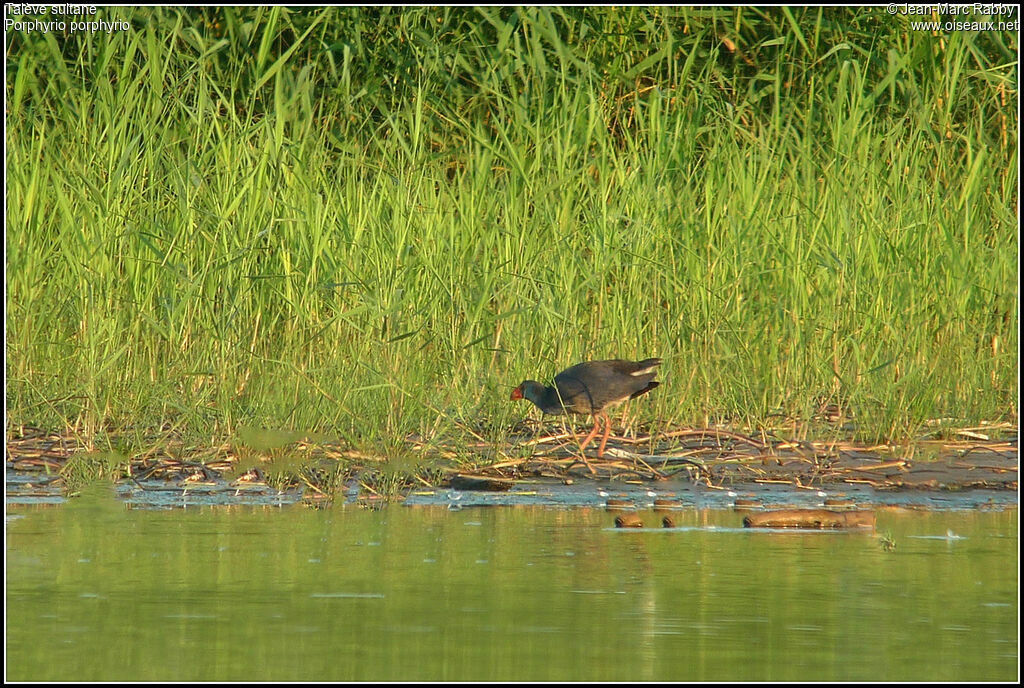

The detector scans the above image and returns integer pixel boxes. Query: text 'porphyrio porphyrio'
[510,358,661,459]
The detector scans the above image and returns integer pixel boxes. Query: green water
[5,501,1018,681]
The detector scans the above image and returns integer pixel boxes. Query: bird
[510,358,661,460]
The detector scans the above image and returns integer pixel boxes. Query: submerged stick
[449,474,515,492]
[743,509,875,529]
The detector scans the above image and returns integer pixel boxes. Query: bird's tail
[633,358,661,374]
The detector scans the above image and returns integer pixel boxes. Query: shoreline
[6,425,1017,510]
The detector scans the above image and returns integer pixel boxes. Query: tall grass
[5,7,1017,456]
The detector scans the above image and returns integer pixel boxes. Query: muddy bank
[485,426,1018,491]
[5,424,1018,510]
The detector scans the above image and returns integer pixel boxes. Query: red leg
[579,416,601,453]
[596,411,612,458]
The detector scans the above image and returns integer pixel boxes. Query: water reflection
[5,503,1018,681]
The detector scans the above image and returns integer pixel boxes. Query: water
[5,498,1018,681]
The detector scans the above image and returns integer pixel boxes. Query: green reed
[5,7,1017,458]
